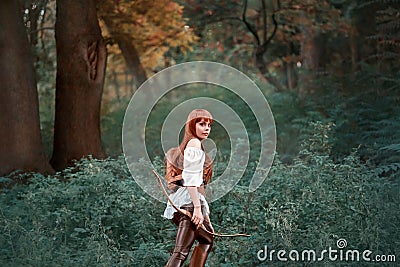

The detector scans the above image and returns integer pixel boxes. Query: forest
[0,0,399,266]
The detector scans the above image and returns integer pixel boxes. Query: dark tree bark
[349,23,359,72]
[114,34,147,89]
[285,42,298,89]
[0,0,54,176]
[51,0,106,170]
[299,25,325,96]
[242,0,286,92]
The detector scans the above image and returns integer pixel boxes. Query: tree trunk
[256,47,286,92]
[285,42,298,89]
[299,24,324,96]
[102,17,147,90]
[349,22,359,72]
[252,1,286,92]
[115,34,147,90]
[51,0,106,170]
[0,0,54,176]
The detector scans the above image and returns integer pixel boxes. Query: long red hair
[165,109,213,185]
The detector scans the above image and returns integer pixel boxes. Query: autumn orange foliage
[98,0,198,73]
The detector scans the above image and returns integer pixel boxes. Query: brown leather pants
[165,206,214,267]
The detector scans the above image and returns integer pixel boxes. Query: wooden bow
[152,170,250,238]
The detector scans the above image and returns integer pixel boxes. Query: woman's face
[195,118,211,140]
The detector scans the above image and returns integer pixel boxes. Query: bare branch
[242,0,260,46]
[261,0,267,44]
[197,16,243,27]
[29,26,54,34]
[261,12,278,52]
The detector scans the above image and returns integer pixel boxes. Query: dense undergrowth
[1,122,399,266]
[3,69,398,266]
[5,1,398,264]
[3,66,400,265]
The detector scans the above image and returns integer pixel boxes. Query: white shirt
[163,147,210,219]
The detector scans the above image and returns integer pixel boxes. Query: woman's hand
[204,215,215,233]
[204,216,214,233]
[192,206,204,227]
[187,186,203,227]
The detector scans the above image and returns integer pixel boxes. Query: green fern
[375,3,400,65]
[380,143,400,153]
[374,162,400,175]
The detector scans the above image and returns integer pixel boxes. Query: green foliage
[10,1,398,265]
[102,83,262,168]
[209,123,399,266]
[1,125,399,266]
[268,90,331,162]
[321,64,400,178]
[0,157,172,266]
[374,2,400,71]
[101,98,130,157]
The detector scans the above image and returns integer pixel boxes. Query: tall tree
[182,0,348,93]
[97,0,198,89]
[0,0,54,176]
[101,16,148,89]
[51,0,107,170]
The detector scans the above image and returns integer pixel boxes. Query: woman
[163,109,214,267]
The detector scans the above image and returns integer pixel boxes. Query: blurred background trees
[1,0,399,177]
[0,1,399,265]
[178,0,400,169]
[97,0,198,88]
[0,0,198,174]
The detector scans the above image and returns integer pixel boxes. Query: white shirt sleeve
[182,147,205,187]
